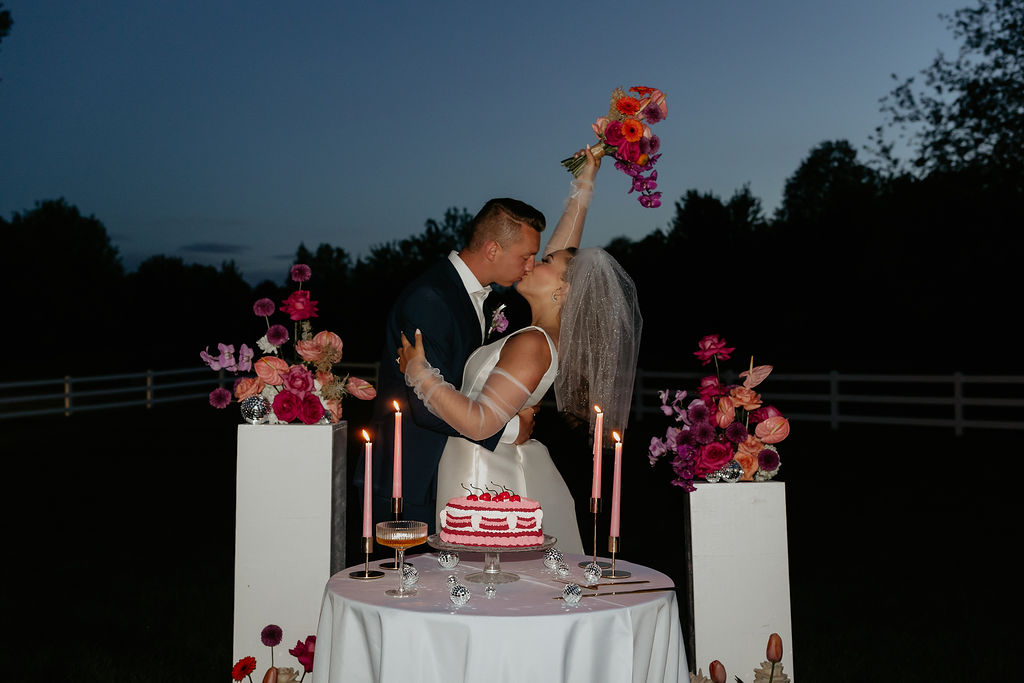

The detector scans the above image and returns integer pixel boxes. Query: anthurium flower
[740,364,773,389]
[296,330,343,364]
[591,116,610,138]
[346,376,377,400]
[281,290,319,321]
[755,415,790,443]
[715,396,736,428]
[255,357,289,385]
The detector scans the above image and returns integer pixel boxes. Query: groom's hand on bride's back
[513,406,537,445]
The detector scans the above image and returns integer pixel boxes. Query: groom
[370,198,546,533]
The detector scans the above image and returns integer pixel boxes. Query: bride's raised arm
[398,328,551,442]
[543,146,601,257]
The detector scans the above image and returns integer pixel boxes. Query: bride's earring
[551,292,558,303]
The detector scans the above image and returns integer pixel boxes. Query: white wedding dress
[434,326,584,553]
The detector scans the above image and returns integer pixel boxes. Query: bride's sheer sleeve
[404,357,533,441]
[544,145,601,256]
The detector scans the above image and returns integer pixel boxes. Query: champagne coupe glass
[375,520,428,597]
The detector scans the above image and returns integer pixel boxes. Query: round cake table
[310,551,687,683]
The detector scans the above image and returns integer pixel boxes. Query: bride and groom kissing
[368,148,642,554]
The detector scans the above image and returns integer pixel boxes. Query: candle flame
[594,405,602,414]
[393,400,400,412]
[362,429,371,442]
[613,431,621,442]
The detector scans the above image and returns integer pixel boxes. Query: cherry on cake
[439,492,544,547]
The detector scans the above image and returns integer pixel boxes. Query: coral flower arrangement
[648,334,790,491]
[561,85,668,208]
[202,264,376,424]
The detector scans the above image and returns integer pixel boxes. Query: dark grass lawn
[1,402,1016,681]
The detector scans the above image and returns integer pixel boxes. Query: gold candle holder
[603,535,631,579]
[349,536,384,579]
[379,497,408,570]
[578,497,611,568]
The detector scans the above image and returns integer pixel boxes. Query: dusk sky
[1,0,961,285]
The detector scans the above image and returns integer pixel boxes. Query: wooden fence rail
[2,365,1021,434]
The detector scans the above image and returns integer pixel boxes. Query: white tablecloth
[311,552,687,682]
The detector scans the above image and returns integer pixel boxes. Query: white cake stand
[427,534,557,584]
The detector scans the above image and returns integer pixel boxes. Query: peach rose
[729,385,762,410]
[735,435,763,481]
[325,398,343,423]
[234,377,265,401]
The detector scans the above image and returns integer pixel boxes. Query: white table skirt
[311,552,687,683]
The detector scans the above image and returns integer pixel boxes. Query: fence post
[64,375,72,417]
[953,371,963,436]
[829,370,839,430]
[146,369,154,409]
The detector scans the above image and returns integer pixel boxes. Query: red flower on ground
[232,656,257,681]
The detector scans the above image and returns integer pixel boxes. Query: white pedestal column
[233,422,347,665]
[687,481,794,680]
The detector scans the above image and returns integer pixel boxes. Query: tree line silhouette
[2,0,1020,379]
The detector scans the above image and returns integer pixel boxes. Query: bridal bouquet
[648,334,790,492]
[202,264,376,425]
[561,85,667,208]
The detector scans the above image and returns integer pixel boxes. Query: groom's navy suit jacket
[369,258,505,533]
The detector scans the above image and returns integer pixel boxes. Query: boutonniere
[488,304,509,339]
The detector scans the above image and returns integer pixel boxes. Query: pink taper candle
[362,430,372,537]
[392,401,402,498]
[609,432,623,536]
[591,406,604,499]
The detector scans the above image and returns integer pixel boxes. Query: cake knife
[553,586,675,599]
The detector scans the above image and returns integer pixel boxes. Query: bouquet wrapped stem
[560,143,613,177]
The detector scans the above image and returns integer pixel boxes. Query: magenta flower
[267,324,289,347]
[281,290,319,321]
[648,135,661,155]
[687,400,711,424]
[724,421,748,444]
[209,388,232,409]
[290,264,312,283]
[758,447,780,472]
[261,624,283,647]
[643,103,664,124]
[603,120,625,146]
[694,334,736,366]
[282,364,315,397]
[691,420,716,444]
[639,193,662,208]
[288,635,316,673]
[253,298,275,317]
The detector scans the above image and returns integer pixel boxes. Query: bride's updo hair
[467,198,546,250]
[555,248,642,440]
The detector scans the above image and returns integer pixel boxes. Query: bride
[398,148,642,553]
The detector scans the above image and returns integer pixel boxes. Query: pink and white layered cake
[439,496,544,547]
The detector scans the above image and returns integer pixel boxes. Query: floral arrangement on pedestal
[648,334,790,491]
[690,632,789,683]
[202,264,376,424]
[561,85,667,208]
[232,623,315,683]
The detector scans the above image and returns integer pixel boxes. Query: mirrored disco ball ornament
[719,460,743,483]
[562,583,583,606]
[450,584,470,607]
[446,574,458,588]
[543,547,563,569]
[401,564,419,588]
[484,584,496,598]
[555,563,571,578]
[437,551,459,569]
[240,396,270,424]
[704,469,722,483]
[583,562,603,585]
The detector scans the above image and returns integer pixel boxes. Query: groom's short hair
[467,198,545,250]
